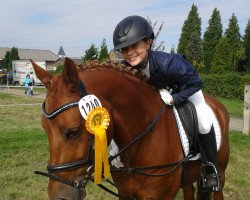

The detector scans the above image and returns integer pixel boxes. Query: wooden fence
[243,85,250,135]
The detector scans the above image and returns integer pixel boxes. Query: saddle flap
[175,100,199,151]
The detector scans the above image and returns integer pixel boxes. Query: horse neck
[80,69,168,161]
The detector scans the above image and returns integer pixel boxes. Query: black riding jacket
[147,51,203,105]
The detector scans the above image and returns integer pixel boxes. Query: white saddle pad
[173,105,222,161]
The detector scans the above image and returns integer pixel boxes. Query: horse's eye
[65,127,82,139]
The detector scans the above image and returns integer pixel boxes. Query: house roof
[69,57,83,65]
[52,57,83,67]
[0,47,59,62]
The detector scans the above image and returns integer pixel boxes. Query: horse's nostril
[57,198,67,200]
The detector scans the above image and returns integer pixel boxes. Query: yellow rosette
[85,107,111,184]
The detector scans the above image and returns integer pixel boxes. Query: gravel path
[0,87,46,99]
[229,118,243,132]
[0,87,243,132]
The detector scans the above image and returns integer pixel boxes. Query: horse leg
[212,169,226,200]
[213,191,224,200]
[197,185,224,200]
[183,184,195,200]
[142,196,174,200]
[196,179,212,200]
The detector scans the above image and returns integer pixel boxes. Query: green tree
[8,47,20,71]
[211,37,231,73]
[3,51,10,70]
[98,39,109,63]
[186,32,203,65]
[2,47,20,71]
[243,20,250,72]
[10,47,19,61]
[83,44,99,62]
[234,46,245,72]
[177,4,202,57]
[224,13,241,71]
[203,8,223,72]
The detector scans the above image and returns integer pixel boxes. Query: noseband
[35,79,93,199]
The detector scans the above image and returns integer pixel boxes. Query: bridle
[35,79,93,199]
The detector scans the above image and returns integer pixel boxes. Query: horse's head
[32,58,94,200]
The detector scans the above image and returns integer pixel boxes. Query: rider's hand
[109,140,124,168]
[159,89,174,105]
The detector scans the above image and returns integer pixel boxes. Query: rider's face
[120,40,151,67]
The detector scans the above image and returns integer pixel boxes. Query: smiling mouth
[128,55,138,62]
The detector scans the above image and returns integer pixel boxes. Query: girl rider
[113,15,220,192]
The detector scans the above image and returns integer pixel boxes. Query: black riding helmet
[113,15,154,51]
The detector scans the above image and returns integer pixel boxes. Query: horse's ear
[62,57,78,92]
[30,59,52,88]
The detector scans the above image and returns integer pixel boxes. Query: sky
[0,0,249,57]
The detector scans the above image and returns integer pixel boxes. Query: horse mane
[77,59,150,83]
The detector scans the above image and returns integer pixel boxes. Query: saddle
[175,100,199,155]
[175,100,209,183]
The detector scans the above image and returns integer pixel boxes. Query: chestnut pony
[32,58,229,200]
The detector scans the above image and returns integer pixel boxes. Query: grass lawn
[218,97,244,118]
[0,93,249,199]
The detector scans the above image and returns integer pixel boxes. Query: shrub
[200,73,250,100]
[48,65,63,75]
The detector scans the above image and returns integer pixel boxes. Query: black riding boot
[199,126,221,192]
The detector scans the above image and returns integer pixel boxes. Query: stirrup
[200,162,221,192]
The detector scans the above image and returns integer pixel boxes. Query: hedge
[200,73,250,100]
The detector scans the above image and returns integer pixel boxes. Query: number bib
[78,95,102,119]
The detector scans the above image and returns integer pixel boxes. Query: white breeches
[188,90,213,134]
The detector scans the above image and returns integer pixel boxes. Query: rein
[111,156,191,177]
[109,103,191,177]
[109,104,167,162]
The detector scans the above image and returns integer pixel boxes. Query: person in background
[24,74,31,95]
[113,15,220,192]
[30,77,35,95]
